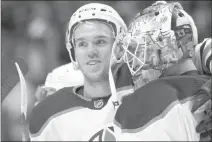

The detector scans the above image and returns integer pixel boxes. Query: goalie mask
[122,1,198,84]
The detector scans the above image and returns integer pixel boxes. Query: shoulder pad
[29,87,83,134]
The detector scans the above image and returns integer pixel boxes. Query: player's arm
[191,38,212,140]
[191,77,211,141]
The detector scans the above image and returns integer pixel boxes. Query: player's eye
[135,50,142,58]
[128,45,136,54]
[128,40,138,53]
[136,46,145,58]
[95,39,107,46]
[76,41,88,48]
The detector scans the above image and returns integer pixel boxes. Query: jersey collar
[72,85,111,110]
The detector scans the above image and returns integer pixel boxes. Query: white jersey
[44,63,84,90]
[29,64,208,141]
[29,86,117,141]
[29,64,134,141]
[114,75,209,141]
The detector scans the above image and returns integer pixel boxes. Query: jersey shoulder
[115,75,206,130]
[29,87,84,134]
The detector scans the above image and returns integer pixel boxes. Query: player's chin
[84,69,106,81]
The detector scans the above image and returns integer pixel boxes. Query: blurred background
[1,0,211,86]
[1,1,211,141]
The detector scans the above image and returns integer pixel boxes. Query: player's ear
[73,56,80,70]
[73,50,80,70]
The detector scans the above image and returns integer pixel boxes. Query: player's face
[124,35,162,73]
[122,34,162,88]
[73,21,115,81]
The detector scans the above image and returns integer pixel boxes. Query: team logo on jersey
[89,126,116,141]
[112,101,120,109]
[94,99,104,109]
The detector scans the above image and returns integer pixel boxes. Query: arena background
[1,0,212,141]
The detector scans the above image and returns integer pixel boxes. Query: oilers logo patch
[94,99,104,109]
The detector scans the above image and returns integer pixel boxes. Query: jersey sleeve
[194,38,212,75]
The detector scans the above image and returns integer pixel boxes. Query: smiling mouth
[87,60,101,66]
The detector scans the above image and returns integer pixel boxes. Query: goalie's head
[66,3,127,70]
[122,1,198,77]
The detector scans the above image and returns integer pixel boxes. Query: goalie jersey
[114,75,209,141]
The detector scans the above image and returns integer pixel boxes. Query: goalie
[113,1,211,140]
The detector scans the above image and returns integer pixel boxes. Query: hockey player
[127,1,212,140]
[113,1,211,141]
[28,3,131,141]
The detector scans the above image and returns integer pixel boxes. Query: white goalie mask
[122,1,198,79]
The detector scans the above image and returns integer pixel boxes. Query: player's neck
[162,58,197,77]
[82,63,122,100]
[83,79,111,100]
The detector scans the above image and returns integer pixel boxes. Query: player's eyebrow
[94,35,111,39]
[75,37,85,42]
[75,34,112,42]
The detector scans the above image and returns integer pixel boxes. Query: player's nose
[87,45,99,59]
[144,49,161,67]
